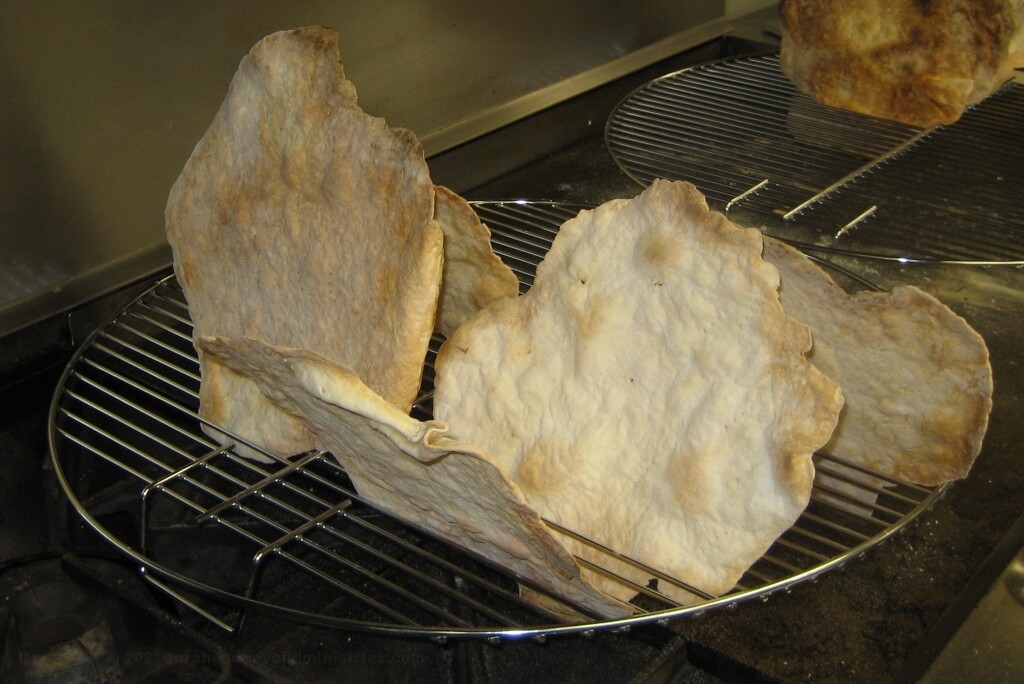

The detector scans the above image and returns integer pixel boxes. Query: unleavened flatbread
[762,238,993,485]
[779,0,1024,127]
[433,180,844,603]
[433,186,521,337]
[165,27,443,458]
[197,335,631,620]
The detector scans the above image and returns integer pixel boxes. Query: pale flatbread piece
[762,237,993,485]
[779,0,1024,127]
[197,335,631,620]
[434,180,844,603]
[433,186,520,337]
[165,27,443,458]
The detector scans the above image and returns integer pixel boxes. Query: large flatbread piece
[779,0,1024,127]
[433,180,844,603]
[197,335,630,620]
[762,238,993,485]
[165,27,443,458]
[433,186,520,337]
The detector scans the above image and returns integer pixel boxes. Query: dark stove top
[3,36,1024,682]
[1,354,728,684]
[4,136,1022,683]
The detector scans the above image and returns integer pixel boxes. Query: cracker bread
[433,186,521,337]
[779,0,1024,127]
[165,28,443,458]
[198,335,631,620]
[433,180,844,603]
[762,237,993,485]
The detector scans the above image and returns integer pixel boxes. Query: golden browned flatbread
[433,186,520,337]
[197,335,631,620]
[762,238,993,485]
[779,0,1024,127]
[433,180,844,603]
[165,28,443,458]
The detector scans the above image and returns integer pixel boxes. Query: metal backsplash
[0,1,785,342]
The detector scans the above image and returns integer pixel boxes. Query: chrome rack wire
[606,53,1024,265]
[49,201,943,640]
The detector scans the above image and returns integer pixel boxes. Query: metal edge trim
[420,18,736,157]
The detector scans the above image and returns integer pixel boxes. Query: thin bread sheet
[198,335,631,620]
[434,180,844,603]
[762,237,993,485]
[165,27,442,458]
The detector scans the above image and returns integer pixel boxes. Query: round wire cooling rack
[604,53,1024,265]
[49,200,946,641]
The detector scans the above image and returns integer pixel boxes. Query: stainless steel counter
[0,0,762,341]
[916,525,1024,683]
